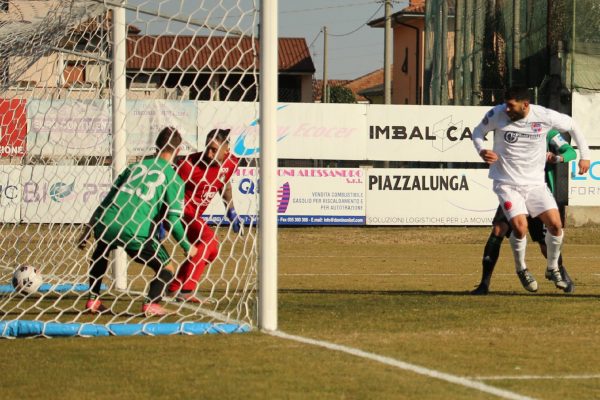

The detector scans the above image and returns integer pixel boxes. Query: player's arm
[221,180,234,209]
[78,168,131,249]
[220,180,242,234]
[549,109,591,173]
[473,107,499,164]
[92,168,131,224]
[547,131,577,164]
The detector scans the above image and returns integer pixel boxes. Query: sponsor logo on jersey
[504,131,519,143]
[531,122,542,133]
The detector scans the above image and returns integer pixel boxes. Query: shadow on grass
[279,288,600,299]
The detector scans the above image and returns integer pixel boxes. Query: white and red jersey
[176,152,239,219]
[473,104,590,186]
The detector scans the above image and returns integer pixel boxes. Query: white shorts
[493,182,557,220]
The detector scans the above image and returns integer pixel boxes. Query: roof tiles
[126,36,315,73]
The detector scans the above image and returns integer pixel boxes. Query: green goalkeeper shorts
[94,223,170,268]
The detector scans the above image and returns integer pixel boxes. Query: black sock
[147,269,174,303]
[89,241,110,299]
[481,234,503,287]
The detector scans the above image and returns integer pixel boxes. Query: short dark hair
[156,126,182,152]
[504,86,531,102]
[205,128,231,145]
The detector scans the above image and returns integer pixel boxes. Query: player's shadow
[279,288,600,299]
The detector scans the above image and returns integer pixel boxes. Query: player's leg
[559,262,575,293]
[508,214,538,292]
[557,205,574,293]
[530,187,567,290]
[532,218,574,293]
[130,240,174,316]
[536,209,567,290]
[494,183,537,292]
[472,207,509,295]
[168,217,219,300]
[167,217,200,295]
[86,238,112,313]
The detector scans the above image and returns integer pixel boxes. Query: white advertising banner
[203,167,366,225]
[28,100,111,156]
[197,102,368,160]
[0,165,22,223]
[28,100,198,157]
[26,100,513,162]
[127,100,198,155]
[573,92,600,147]
[20,166,112,223]
[366,168,498,225]
[568,150,600,206]
[366,105,491,162]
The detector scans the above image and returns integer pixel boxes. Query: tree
[328,86,356,103]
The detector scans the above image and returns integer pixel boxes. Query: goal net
[0,0,261,337]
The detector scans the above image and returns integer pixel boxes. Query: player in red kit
[166,128,242,302]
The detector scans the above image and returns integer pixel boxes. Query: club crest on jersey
[531,122,542,133]
[504,131,518,143]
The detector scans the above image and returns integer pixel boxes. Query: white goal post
[0,0,278,337]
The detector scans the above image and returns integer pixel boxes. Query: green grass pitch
[1,226,600,400]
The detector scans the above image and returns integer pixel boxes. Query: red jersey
[176,152,239,218]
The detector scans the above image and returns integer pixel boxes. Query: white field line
[470,374,600,381]
[282,273,475,276]
[281,255,600,259]
[281,272,598,277]
[268,330,536,400]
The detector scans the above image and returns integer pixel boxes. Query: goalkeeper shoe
[544,268,568,290]
[85,299,107,314]
[166,290,202,304]
[174,292,202,304]
[470,283,489,295]
[516,269,538,292]
[142,302,168,317]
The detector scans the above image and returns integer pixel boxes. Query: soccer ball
[12,265,43,294]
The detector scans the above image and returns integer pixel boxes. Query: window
[0,0,8,12]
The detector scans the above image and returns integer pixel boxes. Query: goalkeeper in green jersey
[78,127,197,316]
[471,129,576,295]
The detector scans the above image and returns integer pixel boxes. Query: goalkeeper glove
[226,208,242,234]
[155,222,167,241]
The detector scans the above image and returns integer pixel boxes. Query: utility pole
[453,0,464,105]
[384,0,392,104]
[440,0,448,104]
[322,26,328,103]
[513,0,521,85]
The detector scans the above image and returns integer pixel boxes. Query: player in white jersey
[472,86,590,292]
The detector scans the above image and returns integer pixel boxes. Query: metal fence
[424,0,600,107]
